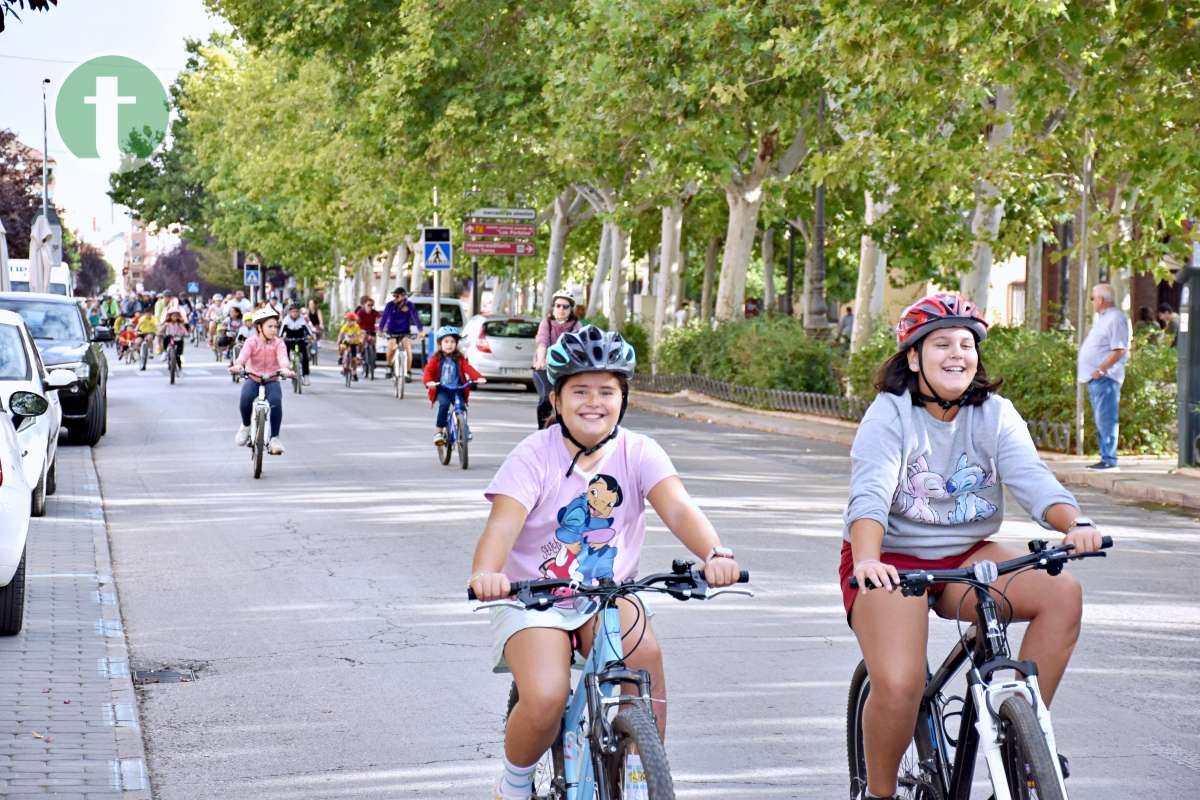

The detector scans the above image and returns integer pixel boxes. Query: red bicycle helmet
[896,292,988,349]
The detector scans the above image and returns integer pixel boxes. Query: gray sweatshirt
[844,390,1078,559]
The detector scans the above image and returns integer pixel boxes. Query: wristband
[468,571,496,586]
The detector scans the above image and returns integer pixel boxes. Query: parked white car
[0,375,54,635]
[0,310,72,517]
[459,314,539,388]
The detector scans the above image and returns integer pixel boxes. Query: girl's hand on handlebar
[425,381,438,389]
[227,364,240,374]
[1063,524,1104,554]
[282,369,295,379]
[470,571,511,602]
[476,377,487,385]
[702,556,741,587]
[854,558,899,592]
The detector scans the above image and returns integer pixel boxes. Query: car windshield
[0,299,86,341]
[417,303,463,328]
[0,324,31,380]
[483,320,538,338]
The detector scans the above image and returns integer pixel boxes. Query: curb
[630,390,1199,514]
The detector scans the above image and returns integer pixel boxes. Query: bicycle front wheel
[602,708,674,799]
[847,660,944,800]
[997,697,1064,800]
[252,409,266,479]
[168,349,177,384]
[455,411,469,469]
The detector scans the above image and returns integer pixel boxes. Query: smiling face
[587,479,619,518]
[908,327,978,399]
[553,372,623,448]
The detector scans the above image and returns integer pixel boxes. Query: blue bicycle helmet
[435,325,461,342]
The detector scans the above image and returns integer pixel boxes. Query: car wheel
[31,463,47,517]
[83,390,105,447]
[46,458,56,496]
[0,546,27,636]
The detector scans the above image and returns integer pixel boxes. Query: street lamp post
[1179,238,1200,467]
[41,79,49,219]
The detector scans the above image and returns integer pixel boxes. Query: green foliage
[848,326,1178,454]
[621,321,650,373]
[658,316,839,394]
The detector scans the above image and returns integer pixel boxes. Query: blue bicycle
[436,380,473,469]
[470,561,752,799]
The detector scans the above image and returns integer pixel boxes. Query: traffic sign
[244,268,261,287]
[463,240,537,257]
[471,207,536,221]
[464,222,536,239]
[422,226,452,270]
[186,281,200,294]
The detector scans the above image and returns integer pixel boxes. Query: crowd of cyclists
[77,283,1115,799]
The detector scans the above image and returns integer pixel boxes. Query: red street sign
[463,240,538,257]
[464,222,536,238]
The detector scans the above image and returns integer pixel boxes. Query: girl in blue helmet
[423,325,486,444]
[468,325,742,800]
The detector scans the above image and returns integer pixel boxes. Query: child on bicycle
[843,293,1105,800]
[158,307,189,365]
[337,311,365,381]
[468,325,741,800]
[135,310,158,370]
[422,326,485,446]
[116,318,138,360]
[230,308,294,456]
[281,304,314,384]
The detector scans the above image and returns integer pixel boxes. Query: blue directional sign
[186,281,200,294]
[244,268,261,287]
[423,227,452,271]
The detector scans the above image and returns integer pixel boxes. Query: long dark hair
[875,336,1002,407]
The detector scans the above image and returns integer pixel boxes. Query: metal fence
[632,373,1073,452]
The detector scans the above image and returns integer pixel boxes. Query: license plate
[499,368,530,377]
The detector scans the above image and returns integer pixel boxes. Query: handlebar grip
[467,587,477,601]
[848,577,858,589]
[737,570,750,584]
[1101,535,1113,549]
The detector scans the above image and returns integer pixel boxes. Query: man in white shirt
[1076,283,1129,471]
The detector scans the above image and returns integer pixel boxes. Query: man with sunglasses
[380,287,424,381]
[531,290,582,429]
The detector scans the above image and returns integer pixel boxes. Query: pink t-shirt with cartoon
[485,427,677,584]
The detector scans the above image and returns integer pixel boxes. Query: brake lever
[472,600,526,612]
[705,587,755,600]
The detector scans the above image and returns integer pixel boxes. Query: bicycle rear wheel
[455,411,469,469]
[847,660,944,800]
[602,707,674,799]
[252,407,266,479]
[506,682,565,799]
[997,697,1064,800]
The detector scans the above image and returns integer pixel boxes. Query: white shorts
[488,596,656,674]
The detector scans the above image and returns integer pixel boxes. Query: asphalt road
[91,348,1200,799]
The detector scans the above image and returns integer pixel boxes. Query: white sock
[495,756,537,799]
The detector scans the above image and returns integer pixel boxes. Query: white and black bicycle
[389,333,418,399]
[847,536,1113,800]
[241,370,282,479]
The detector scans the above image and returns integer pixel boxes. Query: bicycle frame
[561,600,653,800]
[920,581,1068,800]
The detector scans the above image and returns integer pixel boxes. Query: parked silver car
[460,315,539,388]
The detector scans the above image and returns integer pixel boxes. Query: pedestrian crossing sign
[423,227,452,271]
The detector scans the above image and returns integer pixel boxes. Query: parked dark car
[0,293,111,446]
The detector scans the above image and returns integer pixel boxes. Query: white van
[7,259,74,297]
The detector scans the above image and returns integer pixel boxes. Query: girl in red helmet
[842,292,1106,800]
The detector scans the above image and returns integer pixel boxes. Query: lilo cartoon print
[896,455,948,523]
[945,453,997,524]
[540,474,625,584]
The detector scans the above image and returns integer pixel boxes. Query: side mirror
[91,326,115,342]
[9,390,49,418]
[46,369,76,390]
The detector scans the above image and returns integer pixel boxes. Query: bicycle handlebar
[240,369,283,382]
[849,536,1113,593]
[468,560,750,605]
[438,381,476,391]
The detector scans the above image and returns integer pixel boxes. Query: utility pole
[1180,236,1200,466]
[432,187,441,339]
[1074,131,1092,456]
[41,79,49,219]
[807,94,829,333]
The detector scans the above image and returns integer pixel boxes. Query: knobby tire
[456,411,469,469]
[604,707,674,799]
[997,697,1064,800]
[252,407,266,479]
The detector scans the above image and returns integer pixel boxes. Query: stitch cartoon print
[945,453,996,524]
[540,474,626,583]
[895,453,996,525]
[896,455,948,523]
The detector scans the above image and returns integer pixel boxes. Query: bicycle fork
[969,673,1068,800]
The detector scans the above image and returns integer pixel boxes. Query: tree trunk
[715,186,763,321]
[762,224,776,313]
[851,191,890,353]
[960,86,1014,310]
[408,235,423,294]
[329,249,343,322]
[588,221,613,319]
[1025,235,1043,331]
[654,200,684,353]
[543,190,572,312]
[701,237,719,324]
[607,225,629,330]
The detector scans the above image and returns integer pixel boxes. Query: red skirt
[838,539,990,624]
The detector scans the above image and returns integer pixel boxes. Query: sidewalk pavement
[631,389,1200,515]
[0,447,150,799]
